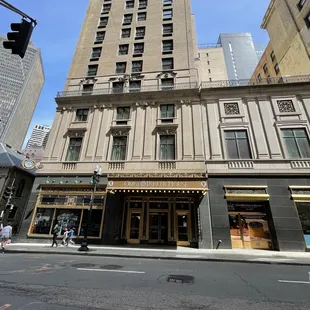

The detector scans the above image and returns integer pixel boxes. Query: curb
[4,249,310,266]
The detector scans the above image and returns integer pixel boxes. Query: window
[123,14,133,24]
[99,17,108,27]
[163,23,173,35]
[208,69,211,73]
[224,130,251,159]
[257,73,262,81]
[121,28,131,38]
[116,62,126,74]
[163,40,173,52]
[76,109,89,122]
[87,65,98,76]
[136,26,145,38]
[162,58,174,70]
[111,137,127,161]
[119,44,129,55]
[132,60,143,72]
[163,9,173,19]
[161,78,174,90]
[8,206,17,219]
[126,0,134,9]
[274,63,280,75]
[134,42,144,54]
[117,107,130,120]
[160,104,174,119]
[82,84,93,94]
[160,135,175,160]
[270,51,276,62]
[102,3,111,13]
[91,47,102,59]
[282,128,310,159]
[298,0,307,10]
[163,0,173,5]
[65,138,82,161]
[263,63,268,74]
[137,12,147,21]
[209,78,212,81]
[206,53,209,57]
[112,81,124,93]
[139,0,148,8]
[207,61,210,65]
[305,11,310,28]
[129,80,141,92]
[16,179,25,197]
[95,31,105,43]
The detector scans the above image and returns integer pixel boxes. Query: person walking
[61,228,69,246]
[68,227,75,245]
[51,222,61,247]
[1,222,12,252]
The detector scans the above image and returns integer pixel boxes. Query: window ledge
[94,41,103,45]
[133,53,143,57]
[98,25,106,29]
[163,17,173,21]
[90,57,100,62]
[135,36,145,40]
[123,22,132,26]
[163,33,173,37]
[162,50,173,55]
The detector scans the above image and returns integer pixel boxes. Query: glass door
[149,212,168,244]
[127,211,142,244]
[176,211,190,246]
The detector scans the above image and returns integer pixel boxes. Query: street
[0,254,309,310]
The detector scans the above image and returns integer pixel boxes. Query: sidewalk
[3,243,310,266]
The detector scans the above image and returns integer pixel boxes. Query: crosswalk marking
[0,305,11,309]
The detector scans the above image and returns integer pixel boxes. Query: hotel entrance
[148,212,168,244]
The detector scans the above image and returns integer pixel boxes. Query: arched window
[16,179,25,197]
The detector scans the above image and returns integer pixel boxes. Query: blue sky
[0,0,270,149]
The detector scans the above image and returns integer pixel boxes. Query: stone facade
[261,0,310,76]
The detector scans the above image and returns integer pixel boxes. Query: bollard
[216,240,222,249]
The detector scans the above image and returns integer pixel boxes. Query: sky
[0,0,271,149]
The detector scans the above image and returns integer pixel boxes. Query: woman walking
[51,222,61,247]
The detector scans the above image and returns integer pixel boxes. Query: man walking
[51,222,61,247]
[1,222,12,252]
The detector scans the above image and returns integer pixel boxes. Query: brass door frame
[126,209,143,244]
[175,210,191,246]
[147,210,169,243]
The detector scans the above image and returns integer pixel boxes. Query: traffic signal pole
[0,0,37,58]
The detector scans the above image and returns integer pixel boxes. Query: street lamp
[78,164,102,252]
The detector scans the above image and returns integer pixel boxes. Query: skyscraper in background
[0,36,44,150]
[26,124,51,148]
[217,33,263,80]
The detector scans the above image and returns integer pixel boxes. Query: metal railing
[201,75,310,89]
[57,82,198,98]
[56,75,310,98]
[198,43,222,49]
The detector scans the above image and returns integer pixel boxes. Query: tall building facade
[196,44,228,82]
[26,124,51,149]
[0,37,44,150]
[261,0,310,76]
[19,0,310,251]
[218,33,262,80]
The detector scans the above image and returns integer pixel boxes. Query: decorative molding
[225,188,267,194]
[157,128,177,135]
[108,173,206,179]
[224,102,240,115]
[180,99,191,105]
[111,128,130,136]
[136,101,156,108]
[66,128,87,137]
[277,100,295,113]
[80,78,97,85]
[156,71,177,79]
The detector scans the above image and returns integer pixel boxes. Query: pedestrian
[51,222,61,247]
[1,222,12,252]
[61,228,69,246]
[68,227,75,245]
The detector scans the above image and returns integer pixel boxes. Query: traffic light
[3,19,34,58]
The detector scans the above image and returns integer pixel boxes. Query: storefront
[290,186,310,247]
[28,185,107,240]
[107,176,208,247]
[225,186,274,250]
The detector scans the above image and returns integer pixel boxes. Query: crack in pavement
[234,272,270,302]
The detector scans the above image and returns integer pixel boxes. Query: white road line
[77,268,145,274]
[278,280,310,284]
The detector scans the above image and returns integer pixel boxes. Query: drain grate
[167,275,194,284]
[72,263,95,268]
[100,265,123,270]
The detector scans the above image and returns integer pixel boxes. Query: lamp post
[78,164,102,252]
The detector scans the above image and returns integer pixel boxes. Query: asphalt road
[0,253,309,310]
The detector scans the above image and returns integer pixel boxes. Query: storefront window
[54,209,82,234]
[296,202,310,246]
[80,209,103,237]
[31,208,54,234]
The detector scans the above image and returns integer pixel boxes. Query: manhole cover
[72,263,95,268]
[100,265,123,270]
[167,275,194,284]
